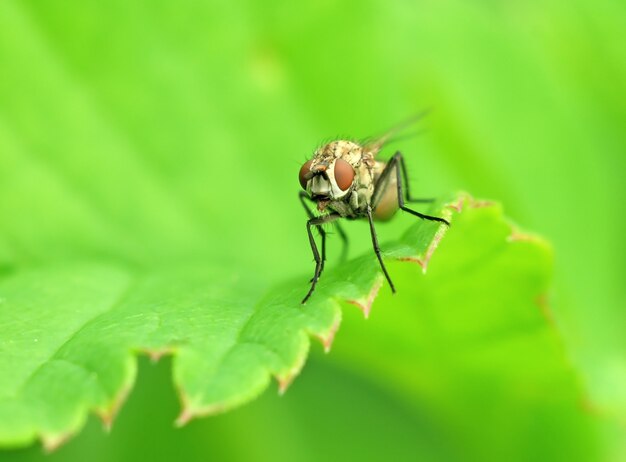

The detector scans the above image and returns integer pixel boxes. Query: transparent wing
[362,109,431,156]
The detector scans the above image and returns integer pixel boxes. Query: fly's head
[299,141,363,212]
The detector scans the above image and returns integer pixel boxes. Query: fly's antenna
[363,108,432,154]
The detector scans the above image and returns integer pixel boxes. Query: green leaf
[0,195,439,450]
[1,2,621,457]
[325,200,602,461]
[0,193,584,454]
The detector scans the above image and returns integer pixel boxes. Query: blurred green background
[0,0,624,460]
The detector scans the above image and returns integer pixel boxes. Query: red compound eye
[299,160,313,190]
[334,159,354,191]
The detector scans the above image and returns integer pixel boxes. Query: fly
[298,111,449,304]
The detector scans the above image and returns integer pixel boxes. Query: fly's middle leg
[366,204,396,293]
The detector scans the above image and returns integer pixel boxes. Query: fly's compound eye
[299,160,313,190]
[334,159,355,191]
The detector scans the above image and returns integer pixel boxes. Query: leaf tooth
[276,376,294,396]
[97,384,133,432]
[397,196,460,272]
[345,276,383,319]
[137,346,176,364]
[468,199,495,209]
[275,342,310,396]
[447,192,494,213]
[313,314,342,353]
[41,432,73,453]
[175,407,195,427]
[174,388,203,427]
[174,395,228,427]
[447,196,465,213]
[416,215,454,273]
[506,226,543,243]
[403,193,496,273]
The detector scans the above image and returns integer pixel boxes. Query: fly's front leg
[300,191,349,268]
[302,212,341,304]
[299,191,327,280]
[366,205,395,293]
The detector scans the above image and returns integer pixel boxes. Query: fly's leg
[300,191,349,270]
[373,152,449,226]
[407,198,435,203]
[366,204,396,293]
[394,151,449,225]
[302,212,341,304]
[395,153,435,204]
[299,191,327,280]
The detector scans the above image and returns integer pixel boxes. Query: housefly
[298,111,449,304]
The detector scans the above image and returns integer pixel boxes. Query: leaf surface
[1,193,591,456]
[0,192,449,449]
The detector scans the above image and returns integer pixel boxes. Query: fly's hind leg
[366,152,447,295]
[395,154,435,204]
[373,152,449,226]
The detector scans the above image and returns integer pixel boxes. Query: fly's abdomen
[372,163,399,221]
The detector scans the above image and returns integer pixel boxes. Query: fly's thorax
[315,140,363,165]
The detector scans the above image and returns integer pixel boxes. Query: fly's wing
[362,109,431,157]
